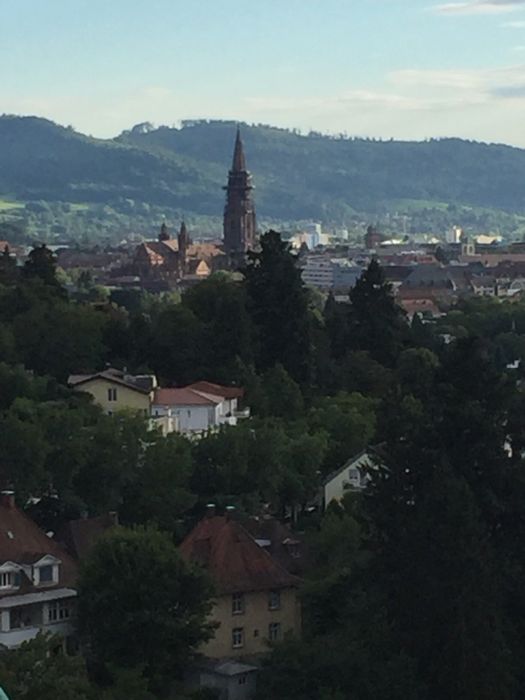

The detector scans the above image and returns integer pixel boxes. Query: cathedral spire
[223,129,256,256]
[231,127,246,172]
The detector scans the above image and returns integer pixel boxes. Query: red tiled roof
[153,387,222,406]
[179,516,300,594]
[55,514,118,561]
[0,497,77,595]
[187,381,244,400]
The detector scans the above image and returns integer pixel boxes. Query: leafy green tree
[73,412,150,514]
[261,363,304,419]
[183,274,254,379]
[242,230,313,382]
[78,526,215,694]
[0,245,18,286]
[308,392,377,474]
[12,301,107,381]
[366,337,524,699]
[0,633,93,700]
[120,433,195,532]
[22,244,64,291]
[348,259,407,366]
[149,305,207,384]
[396,347,439,397]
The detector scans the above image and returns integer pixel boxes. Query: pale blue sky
[3,0,525,144]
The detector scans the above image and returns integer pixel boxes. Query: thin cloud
[434,0,525,15]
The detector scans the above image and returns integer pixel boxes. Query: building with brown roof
[0,491,77,648]
[55,513,118,561]
[132,222,223,286]
[68,367,157,415]
[180,512,301,658]
[152,384,249,434]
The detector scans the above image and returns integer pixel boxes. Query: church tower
[223,128,257,255]
[159,222,170,241]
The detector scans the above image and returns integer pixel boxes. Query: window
[268,590,281,610]
[107,387,118,402]
[268,622,281,642]
[348,467,361,486]
[47,601,70,623]
[232,592,244,615]
[238,675,247,686]
[232,627,244,649]
[39,565,53,583]
[0,572,13,588]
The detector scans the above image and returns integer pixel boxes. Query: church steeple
[223,128,256,255]
[159,222,170,241]
[232,127,246,172]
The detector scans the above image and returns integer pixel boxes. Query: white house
[0,491,77,649]
[151,383,248,435]
[323,450,377,508]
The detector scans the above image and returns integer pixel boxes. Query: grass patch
[0,198,24,211]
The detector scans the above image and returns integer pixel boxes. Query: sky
[3,0,525,145]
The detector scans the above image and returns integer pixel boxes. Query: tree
[0,632,93,700]
[242,230,313,382]
[0,245,18,286]
[261,363,304,419]
[22,244,64,291]
[348,259,407,366]
[120,433,195,532]
[365,337,524,699]
[308,392,377,474]
[183,274,254,379]
[78,526,215,694]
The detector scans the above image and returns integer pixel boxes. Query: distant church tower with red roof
[223,128,257,255]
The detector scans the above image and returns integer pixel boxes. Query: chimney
[206,503,216,518]
[1,490,15,509]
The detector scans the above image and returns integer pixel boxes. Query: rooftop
[180,515,300,595]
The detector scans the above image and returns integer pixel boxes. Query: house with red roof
[180,510,301,658]
[0,491,77,649]
[152,384,248,435]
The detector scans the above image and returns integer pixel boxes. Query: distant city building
[223,129,257,256]
[446,226,463,244]
[301,256,362,291]
[364,225,384,250]
[131,222,221,287]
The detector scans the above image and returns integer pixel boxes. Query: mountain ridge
[1,114,525,231]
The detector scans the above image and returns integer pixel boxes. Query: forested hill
[2,114,525,222]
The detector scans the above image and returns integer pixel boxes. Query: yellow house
[68,368,156,415]
[180,512,301,659]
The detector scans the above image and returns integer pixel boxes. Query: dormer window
[39,565,53,583]
[33,555,61,586]
[0,568,21,589]
[0,572,13,588]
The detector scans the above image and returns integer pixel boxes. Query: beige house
[68,368,156,416]
[323,450,376,508]
[180,512,301,659]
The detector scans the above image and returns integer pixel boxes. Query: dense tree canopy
[78,527,215,695]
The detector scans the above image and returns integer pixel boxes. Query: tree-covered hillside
[2,115,525,238]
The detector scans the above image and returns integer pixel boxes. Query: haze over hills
[2,114,525,240]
